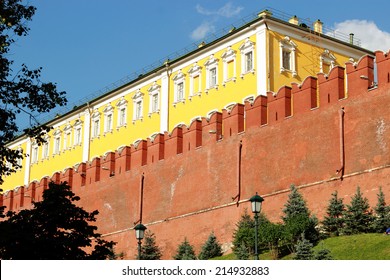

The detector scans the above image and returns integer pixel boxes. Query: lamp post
[134,223,147,260]
[250,192,264,260]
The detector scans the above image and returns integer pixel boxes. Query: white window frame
[148,82,160,116]
[320,49,336,74]
[16,147,23,169]
[116,97,128,128]
[132,90,144,122]
[73,119,82,146]
[103,104,114,134]
[221,46,237,85]
[31,143,39,164]
[204,55,219,92]
[239,38,255,77]
[279,36,297,77]
[173,70,186,104]
[53,129,61,155]
[42,137,50,159]
[91,111,101,139]
[63,124,72,150]
[188,63,202,99]
[243,95,255,104]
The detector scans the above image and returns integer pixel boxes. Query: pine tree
[371,187,390,233]
[282,185,310,222]
[314,248,333,260]
[173,238,196,260]
[235,242,250,260]
[198,232,223,260]
[343,186,373,235]
[282,185,319,250]
[322,191,345,236]
[293,235,314,260]
[232,209,255,257]
[140,231,162,260]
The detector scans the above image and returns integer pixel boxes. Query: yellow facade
[2,11,373,191]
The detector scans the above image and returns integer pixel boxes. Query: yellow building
[2,9,373,191]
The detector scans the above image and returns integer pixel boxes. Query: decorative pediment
[221,47,236,61]
[116,97,128,107]
[147,82,161,93]
[133,90,144,100]
[239,38,255,52]
[103,104,114,113]
[188,63,202,75]
[172,70,186,81]
[204,55,219,67]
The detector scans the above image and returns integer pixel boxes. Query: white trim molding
[187,63,202,100]
[221,46,237,86]
[279,36,297,77]
[148,82,161,116]
[204,55,219,92]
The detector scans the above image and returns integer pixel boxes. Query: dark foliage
[371,187,390,233]
[139,231,162,260]
[322,191,345,236]
[173,238,196,260]
[0,182,115,259]
[198,232,223,260]
[343,186,373,235]
[0,0,67,184]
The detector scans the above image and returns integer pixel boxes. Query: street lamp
[134,223,147,260]
[250,192,264,260]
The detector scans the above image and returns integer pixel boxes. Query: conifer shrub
[198,232,223,260]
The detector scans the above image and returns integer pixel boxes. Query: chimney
[258,9,272,18]
[289,15,299,25]
[313,19,323,33]
[349,33,354,45]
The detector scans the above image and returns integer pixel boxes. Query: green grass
[314,233,390,260]
[212,233,390,260]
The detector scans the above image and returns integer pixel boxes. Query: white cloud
[331,20,390,52]
[191,2,243,40]
[196,2,243,18]
[191,21,216,41]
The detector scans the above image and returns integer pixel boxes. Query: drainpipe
[336,108,345,180]
[139,173,145,223]
[232,140,242,206]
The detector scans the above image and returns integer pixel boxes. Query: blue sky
[11,0,390,125]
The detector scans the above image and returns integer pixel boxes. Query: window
[177,82,184,100]
[173,70,186,104]
[221,46,236,85]
[245,51,253,72]
[135,101,142,120]
[132,90,144,122]
[16,148,23,169]
[239,38,255,77]
[52,129,61,155]
[279,36,297,76]
[31,144,38,164]
[188,63,202,99]
[42,140,49,159]
[93,119,100,138]
[282,50,291,70]
[116,97,128,128]
[204,55,219,91]
[320,49,336,74]
[63,125,72,150]
[148,82,160,116]
[91,111,101,138]
[105,113,113,132]
[73,119,82,145]
[103,104,114,133]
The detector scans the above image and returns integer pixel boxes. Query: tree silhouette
[0,0,67,184]
[0,182,115,259]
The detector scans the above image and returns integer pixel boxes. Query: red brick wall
[3,53,390,259]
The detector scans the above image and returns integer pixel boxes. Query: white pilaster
[83,108,91,162]
[24,138,31,186]
[160,70,169,133]
[256,24,268,96]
